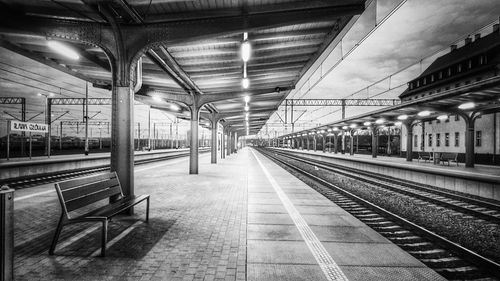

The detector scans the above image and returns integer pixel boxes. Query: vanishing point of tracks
[258,148,500,281]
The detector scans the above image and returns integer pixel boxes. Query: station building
[400,25,500,164]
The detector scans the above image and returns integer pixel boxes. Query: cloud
[270,0,500,131]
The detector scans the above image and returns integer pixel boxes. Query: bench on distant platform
[439,152,459,166]
[49,172,150,257]
[417,152,433,163]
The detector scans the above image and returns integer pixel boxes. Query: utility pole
[84,82,89,155]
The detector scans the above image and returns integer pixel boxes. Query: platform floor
[276,147,500,179]
[12,148,444,281]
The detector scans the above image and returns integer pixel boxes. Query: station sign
[10,121,48,133]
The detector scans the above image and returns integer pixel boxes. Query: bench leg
[101,220,108,257]
[49,213,65,255]
[146,197,150,223]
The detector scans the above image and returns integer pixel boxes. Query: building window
[436,133,441,147]
[468,60,472,69]
[455,132,460,147]
[438,71,443,79]
[445,133,450,147]
[431,75,435,82]
[476,131,482,147]
[414,135,418,147]
[428,134,433,147]
[457,64,462,72]
[479,55,487,65]
[416,80,420,87]
[447,68,452,76]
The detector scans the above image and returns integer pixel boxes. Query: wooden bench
[440,152,459,166]
[49,172,150,257]
[417,151,433,163]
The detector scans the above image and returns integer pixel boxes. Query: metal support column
[349,131,354,155]
[333,133,338,154]
[313,136,317,151]
[0,186,14,281]
[210,118,218,164]
[371,127,378,158]
[111,86,134,200]
[464,117,476,168]
[189,106,200,174]
[404,122,413,161]
[226,131,231,156]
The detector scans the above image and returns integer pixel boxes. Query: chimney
[450,44,457,51]
[464,36,472,45]
[494,24,499,33]
[474,33,481,41]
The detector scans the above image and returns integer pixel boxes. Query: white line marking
[251,149,349,281]
[91,221,142,257]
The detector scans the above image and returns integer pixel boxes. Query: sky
[264,0,500,136]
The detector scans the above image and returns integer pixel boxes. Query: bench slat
[65,185,122,212]
[61,177,120,201]
[74,195,149,220]
[58,172,116,190]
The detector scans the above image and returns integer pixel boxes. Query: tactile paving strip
[251,150,349,281]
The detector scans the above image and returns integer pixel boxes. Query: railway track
[269,149,500,224]
[258,148,500,280]
[0,150,204,189]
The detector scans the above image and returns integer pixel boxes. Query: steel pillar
[189,107,200,174]
[322,135,326,152]
[333,133,338,154]
[349,131,354,155]
[111,86,134,199]
[210,118,218,164]
[464,117,476,168]
[226,131,231,156]
[306,137,310,150]
[404,122,413,162]
[313,136,317,151]
[221,130,226,159]
[0,186,14,281]
[341,133,345,154]
[371,127,378,158]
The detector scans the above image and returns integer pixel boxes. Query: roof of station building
[400,30,500,99]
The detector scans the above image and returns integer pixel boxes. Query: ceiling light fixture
[342,126,348,130]
[241,41,251,62]
[47,41,80,60]
[244,95,250,103]
[375,118,385,124]
[397,114,408,120]
[363,121,371,126]
[350,124,357,128]
[242,78,249,89]
[152,95,162,102]
[244,105,249,111]
[458,102,475,110]
[437,114,448,121]
[418,110,431,117]
[394,121,402,126]
[170,103,180,111]
[332,127,339,131]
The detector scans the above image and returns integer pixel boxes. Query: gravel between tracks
[280,156,500,263]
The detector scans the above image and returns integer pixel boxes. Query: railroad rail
[257,148,500,280]
[0,149,209,189]
[269,149,500,223]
